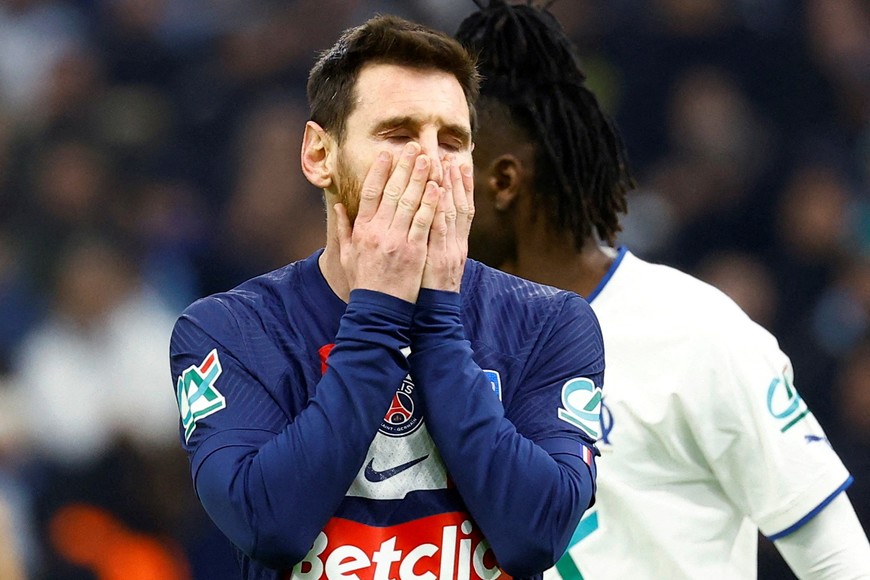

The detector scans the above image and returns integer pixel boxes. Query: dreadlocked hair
[457,0,635,246]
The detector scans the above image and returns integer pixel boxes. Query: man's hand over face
[334,143,440,303]
[420,157,475,293]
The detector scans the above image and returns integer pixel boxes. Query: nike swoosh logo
[364,455,429,482]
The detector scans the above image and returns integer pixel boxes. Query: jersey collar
[586,246,629,303]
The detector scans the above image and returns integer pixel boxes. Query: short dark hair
[456,1,634,246]
[308,14,480,141]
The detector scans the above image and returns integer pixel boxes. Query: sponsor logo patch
[363,455,430,483]
[176,349,226,442]
[287,512,510,580]
[557,377,602,439]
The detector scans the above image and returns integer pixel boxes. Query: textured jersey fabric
[548,248,851,580]
[170,250,605,579]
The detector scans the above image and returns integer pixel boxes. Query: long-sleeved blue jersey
[169,251,605,580]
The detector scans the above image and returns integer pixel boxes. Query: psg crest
[380,376,423,437]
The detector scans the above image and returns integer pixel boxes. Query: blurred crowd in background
[0,0,866,578]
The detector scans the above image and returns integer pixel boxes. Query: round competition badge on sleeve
[557,377,602,439]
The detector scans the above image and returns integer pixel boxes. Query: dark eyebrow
[373,116,472,149]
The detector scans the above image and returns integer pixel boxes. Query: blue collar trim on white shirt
[586,246,629,303]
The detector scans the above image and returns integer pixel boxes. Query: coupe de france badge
[177,349,227,442]
[558,377,602,438]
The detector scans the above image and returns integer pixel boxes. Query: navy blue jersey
[169,250,604,579]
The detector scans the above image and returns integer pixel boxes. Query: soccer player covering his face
[169,14,605,580]
[456,2,870,579]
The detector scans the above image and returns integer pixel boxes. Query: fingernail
[462,164,473,176]
[378,151,390,162]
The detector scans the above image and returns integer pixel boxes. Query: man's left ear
[301,121,334,189]
[488,154,523,211]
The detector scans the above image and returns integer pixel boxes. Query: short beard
[335,150,363,225]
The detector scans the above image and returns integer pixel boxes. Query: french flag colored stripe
[582,445,593,466]
[201,350,216,373]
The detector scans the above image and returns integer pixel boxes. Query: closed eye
[440,140,463,152]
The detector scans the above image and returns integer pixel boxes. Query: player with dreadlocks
[457,2,870,579]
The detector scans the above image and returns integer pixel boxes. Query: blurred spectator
[207,96,325,292]
[120,177,208,311]
[804,0,870,135]
[0,371,35,578]
[695,251,779,330]
[8,234,200,578]
[810,258,870,358]
[0,109,15,211]
[834,338,870,533]
[837,339,870,450]
[12,235,178,463]
[771,162,854,336]
[637,65,780,270]
[17,137,122,291]
[0,492,26,580]
[0,0,86,122]
[0,228,43,375]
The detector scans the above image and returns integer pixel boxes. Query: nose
[418,132,443,184]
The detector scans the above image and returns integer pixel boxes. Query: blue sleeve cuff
[766,476,854,540]
[415,288,461,311]
[348,288,416,322]
[411,289,463,351]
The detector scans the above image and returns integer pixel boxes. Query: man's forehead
[350,63,471,126]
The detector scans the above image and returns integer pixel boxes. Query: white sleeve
[685,309,851,537]
[774,492,870,579]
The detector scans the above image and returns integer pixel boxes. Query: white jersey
[546,248,851,580]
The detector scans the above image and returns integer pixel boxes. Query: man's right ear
[489,154,523,211]
[301,121,334,189]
